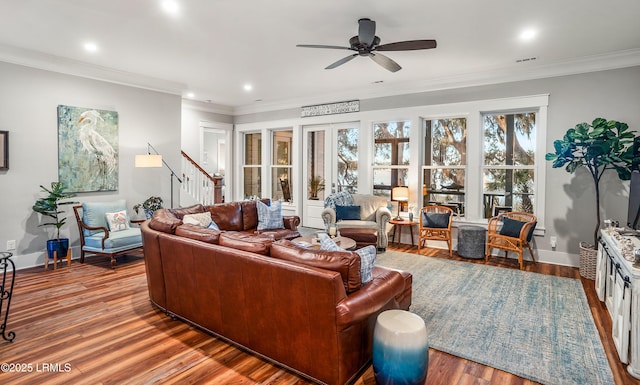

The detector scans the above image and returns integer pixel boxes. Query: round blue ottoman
[372,310,429,385]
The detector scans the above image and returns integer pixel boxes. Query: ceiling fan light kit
[297,18,437,72]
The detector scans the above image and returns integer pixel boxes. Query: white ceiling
[1,1,640,114]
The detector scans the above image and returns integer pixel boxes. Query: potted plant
[133,196,163,219]
[32,182,78,260]
[545,117,635,278]
[308,175,325,200]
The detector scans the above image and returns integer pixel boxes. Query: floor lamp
[135,142,182,208]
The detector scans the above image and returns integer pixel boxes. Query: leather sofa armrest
[335,268,407,329]
[283,215,300,230]
[321,207,336,226]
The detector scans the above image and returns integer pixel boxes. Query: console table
[597,230,640,379]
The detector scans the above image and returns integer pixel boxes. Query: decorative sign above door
[301,100,359,117]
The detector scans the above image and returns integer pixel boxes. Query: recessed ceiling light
[520,28,537,41]
[161,0,179,14]
[84,42,98,52]
[244,84,253,91]
[186,92,195,98]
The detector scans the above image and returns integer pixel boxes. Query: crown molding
[181,99,234,115]
[232,49,640,116]
[0,43,186,96]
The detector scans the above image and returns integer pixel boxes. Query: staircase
[180,151,224,206]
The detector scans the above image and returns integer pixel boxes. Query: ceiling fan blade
[376,39,437,51]
[358,18,376,47]
[296,44,352,50]
[369,53,402,72]
[325,54,358,69]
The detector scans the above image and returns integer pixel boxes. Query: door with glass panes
[302,123,358,228]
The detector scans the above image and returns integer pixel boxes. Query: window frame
[270,129,294,203]
[418,95,548,232]
[372,120,411,199]
[481,111,537,218]
[422,117,468,216]
[242,131,262,199]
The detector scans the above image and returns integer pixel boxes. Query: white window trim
[418,95,548,233]
[234,94,548,232]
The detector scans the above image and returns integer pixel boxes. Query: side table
[389,219,416,246]
[457,225,487,259]
[373,309,429,385]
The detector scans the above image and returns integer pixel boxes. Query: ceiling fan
[297,18,437,73]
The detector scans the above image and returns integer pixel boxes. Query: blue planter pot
[46,238,69,259]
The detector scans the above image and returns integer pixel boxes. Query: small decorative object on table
[328,224,338,238]
[133,196,163,219]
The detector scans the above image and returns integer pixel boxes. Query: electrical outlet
[6,240,16,250]
[550,236,557,248]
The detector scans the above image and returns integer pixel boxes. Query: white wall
[0,61,181,269]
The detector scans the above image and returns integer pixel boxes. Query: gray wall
[0,61,181,269]
[234,66,640,258]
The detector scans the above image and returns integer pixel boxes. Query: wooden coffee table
[292,235,357,251]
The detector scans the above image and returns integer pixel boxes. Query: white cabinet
[598,231,640,378]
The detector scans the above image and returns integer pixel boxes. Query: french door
[302,122,359,228]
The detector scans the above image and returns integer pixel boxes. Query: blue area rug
[376,251,615,385]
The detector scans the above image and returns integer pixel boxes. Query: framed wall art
[0,131,8,170]
[57,105,119,192]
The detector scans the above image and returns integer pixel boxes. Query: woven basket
[579,242,597,280]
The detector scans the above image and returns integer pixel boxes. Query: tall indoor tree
[545,117,635,247]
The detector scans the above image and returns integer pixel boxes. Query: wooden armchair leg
[527,245,536,264]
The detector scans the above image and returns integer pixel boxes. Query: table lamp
[392,186,409,220]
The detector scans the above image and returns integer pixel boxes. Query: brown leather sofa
[148,200,301,248]
[140,205,412,385]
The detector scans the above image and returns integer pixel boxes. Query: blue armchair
[73,200,143,268]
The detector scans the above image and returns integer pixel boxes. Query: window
[423,118,467,216]
[243,132,261,199]
[336,127,358,194]
[271,130,293,202]
[372,121,410,199]
[482,112,536,218]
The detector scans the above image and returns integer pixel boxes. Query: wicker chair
[418,205,453,256]
[485,211,537,270]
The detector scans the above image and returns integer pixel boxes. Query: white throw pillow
[183,212,214,227]
[105,210,130,232]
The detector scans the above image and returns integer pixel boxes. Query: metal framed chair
[485,211,537,270]
[418,205,453,255]
[73,200,143,268]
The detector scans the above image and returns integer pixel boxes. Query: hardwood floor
[0,246,638,385]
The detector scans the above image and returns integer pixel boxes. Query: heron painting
[57,105,119,192]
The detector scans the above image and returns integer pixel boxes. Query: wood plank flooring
[0,245,638,385]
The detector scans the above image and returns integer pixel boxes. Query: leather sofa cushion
[149,208,182,234]
[256,228,301,240]
[175,224,221,244]
[270,240,362,293]
[219,231,273,255]
[206,202,244,231]
[240,199,270,231]
[169,204,205,218]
